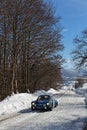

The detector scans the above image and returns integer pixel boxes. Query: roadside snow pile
[47,88,59,95]
[83,83,87,105]
[34,90,47,96]
[62,85,74,90]
[0,93,36,115]
[75,83,87,96]
[85,97,87,105]
[34,88,59,96]
[75,83,87,105]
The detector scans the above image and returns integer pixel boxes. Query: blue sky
[46,0,87,68]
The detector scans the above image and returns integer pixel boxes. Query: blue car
[31,94,58,111]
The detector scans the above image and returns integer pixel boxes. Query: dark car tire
[31,106,35,111]
[49,104,53,111]
[56,103,58,107]
[31,108,34,111]
[49,107,53,111]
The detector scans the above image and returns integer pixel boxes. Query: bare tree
[0,0,64,99]
[72,29,87,68]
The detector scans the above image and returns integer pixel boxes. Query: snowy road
[0,90,86,130]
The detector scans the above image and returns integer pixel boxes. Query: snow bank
[47,88,59,95]
[75,83,87,96]
[83,83,87,105]
[34,90,47,96]
[75,83,87,105]
[0,93,36,115]
[85,97,87,105]
[34,88,59,96]
[62,85,74,90]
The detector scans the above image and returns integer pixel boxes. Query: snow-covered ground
[0,84,87,130]
[75,83,87,105]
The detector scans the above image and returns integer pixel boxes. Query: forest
[0,0,64,100]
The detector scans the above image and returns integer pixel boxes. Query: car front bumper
[31,104,51,110]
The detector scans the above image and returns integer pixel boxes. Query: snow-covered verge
[85,96,87,105]
[0,93,35,115]
[75,83,87,105]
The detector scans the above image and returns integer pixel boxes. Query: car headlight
[31,102,35,105]
[47,102,49,105]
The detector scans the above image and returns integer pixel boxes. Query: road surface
[0,90,86,130]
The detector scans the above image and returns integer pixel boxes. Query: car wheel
[49,107,53,111]
[49,104,53,111]
[31,106,35,111]
[55,103,57,107]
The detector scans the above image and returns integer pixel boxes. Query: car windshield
[37,95,50,101]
